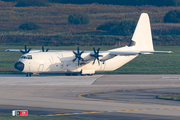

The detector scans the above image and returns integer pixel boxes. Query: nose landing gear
[26,73,32,77]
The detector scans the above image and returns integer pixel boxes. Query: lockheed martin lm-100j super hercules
[6,13,172,77]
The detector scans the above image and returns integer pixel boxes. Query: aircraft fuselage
[14,51,137,75]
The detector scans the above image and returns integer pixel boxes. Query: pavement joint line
[43,108,180,116]
[77,87,180,106]
[0,103,95,112]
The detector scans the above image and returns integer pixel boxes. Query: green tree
[96,21,119,31]
[68,13,89,24]
[1,0,17,2]
[164,10,180,23]
[19,22,40,30]
[15,0,49,7]
[110,20,136,36]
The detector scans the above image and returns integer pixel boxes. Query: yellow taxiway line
[43,108,180,117]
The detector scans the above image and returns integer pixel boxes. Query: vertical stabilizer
[131,13,154,51]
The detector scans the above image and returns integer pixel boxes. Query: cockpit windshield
[21,55,32,59]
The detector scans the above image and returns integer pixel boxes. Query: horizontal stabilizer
[140,51,173,54]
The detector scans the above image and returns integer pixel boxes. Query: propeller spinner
[20,44,31,54]
[90,47,103,65]
[72,46,84,66]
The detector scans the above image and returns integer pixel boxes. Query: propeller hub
[72,46,84,66]
[91,47,101,65]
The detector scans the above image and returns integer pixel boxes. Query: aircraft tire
[26,73,32,77]
[65,73,71,76]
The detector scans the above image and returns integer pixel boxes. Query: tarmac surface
[0,74,180,120]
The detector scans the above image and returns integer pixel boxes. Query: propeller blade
[91,47,102,65]
[80,50,84,55]
[92,59,96,65]
[97,57,100,65]
[24,45,27,52]
[42,46,49,52]
[20,45,31,54]
[97,47,100,54]
[93,47,96,54]
[73,50,77,55]
[72,46,84,66]
[90,54,95,57]
[73,58,77,62]
[77,46,79,54]
[20,50,25,54]
[78,58,80,66]
[27,48,31,53]
[81,58,84,61]
[42,46,44,52]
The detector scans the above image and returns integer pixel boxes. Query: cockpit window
[27,55,32,59]
[21,55,32,59]
[21,56,26,59]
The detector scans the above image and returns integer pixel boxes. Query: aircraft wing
[5,49,22,52]
[109,51,173,55]
[109,51,141,55]
[5,49,68,52]
[5,49,42,53]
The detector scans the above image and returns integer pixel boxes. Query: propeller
[72,46,84,66]
[90,47,103,65]
[20,44,31,54]
[42,45,49,52]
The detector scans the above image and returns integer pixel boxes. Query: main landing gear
[65,73,78,76]
[26,73,32,77]
[65,73,93,76]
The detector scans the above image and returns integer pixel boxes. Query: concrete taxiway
[0,74,180,119]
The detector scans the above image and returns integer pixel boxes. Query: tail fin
[109,13,172,54]
[131,13,154,51]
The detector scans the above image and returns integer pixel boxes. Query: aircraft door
[100,62,106,71]
[39,64,44,72]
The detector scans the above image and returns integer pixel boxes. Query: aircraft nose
[14,62,24,71]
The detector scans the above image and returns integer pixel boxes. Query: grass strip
[0,113,96,120]
[0,45,178,74]
[157,94,180,101]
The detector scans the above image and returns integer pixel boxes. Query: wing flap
[109,51,141,55]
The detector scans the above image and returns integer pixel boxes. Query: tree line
[2,0,180,7]
[1,34,180,46]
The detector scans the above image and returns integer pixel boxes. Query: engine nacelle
[100,54,116,63]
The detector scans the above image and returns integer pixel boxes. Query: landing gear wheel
[65,73,71,76]
[87,74,92,76]
[80,74,85,76]
[26,73,32,77]
[72,73,78,76]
